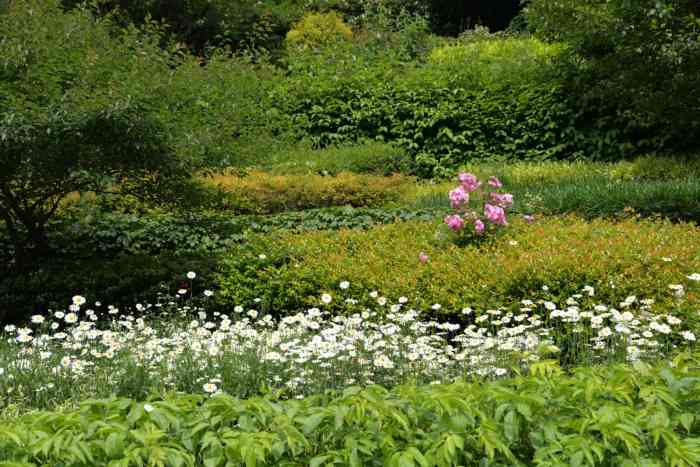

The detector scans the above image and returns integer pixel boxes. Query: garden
[1,0,700,465]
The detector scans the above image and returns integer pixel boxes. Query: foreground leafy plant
[2,352,700,466]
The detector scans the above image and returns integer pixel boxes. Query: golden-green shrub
[285,11,353,49]
[206,171,412,214]
[216,216,700,318]
[427,36,564,89]
[429,37,562,65]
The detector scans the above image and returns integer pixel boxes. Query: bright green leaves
[3,356,700,465]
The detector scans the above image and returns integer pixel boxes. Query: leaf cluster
[3,354,700,465]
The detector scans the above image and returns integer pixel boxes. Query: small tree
[0,0,188,269]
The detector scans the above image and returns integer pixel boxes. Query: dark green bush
[61,0,300,55]
[0,0,192,273]
[525,0,700,154]
[0,207,441,320]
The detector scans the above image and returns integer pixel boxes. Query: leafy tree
[0,0,188,269]
[525,0,700,152]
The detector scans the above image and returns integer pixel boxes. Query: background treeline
[58,0,525,54]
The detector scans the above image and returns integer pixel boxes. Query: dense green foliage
[0,0,189,268]
[3,353,700,465]
[525,0,700,152]
[0,1,699,459]
[58,0,524,56]
[0,207,440,319]
[275,81,626,177]
[61,0,299,54]
[215,216,700,317]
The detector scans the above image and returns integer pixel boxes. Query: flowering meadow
[3,166,700,465]
[1,280,699,414]
[2,0,700,463]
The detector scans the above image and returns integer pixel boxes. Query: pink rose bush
[441,172,514,244]
[448,186,469,208]
[484,204,507,226]
[444,214,465,232]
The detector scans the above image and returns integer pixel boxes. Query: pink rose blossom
[484,204,507,226]
[458,173,481,192]
[490,192,513,208]
[474,219,485,235]
[523,214,535,224]
[448,186,469,208]
[488,176,503,189]
[419,252,429,263]
[444,214,465,232]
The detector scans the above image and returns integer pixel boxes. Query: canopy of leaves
[525,0,700,152]
[0,0,187,265]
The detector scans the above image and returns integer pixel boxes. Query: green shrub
[0,0,191,272]
[207,171,412,214]
[525,0,700,154]
[156,51,289,169]
[215,216,700,316]
[3,354,700,465]
[285,10,353,49]
[428,34,565,89]
[62,0,299,55]
[275,81,628,177]
[260,142,411,175]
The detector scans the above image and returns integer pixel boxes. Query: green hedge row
[2,354,700,466]
[275,82,634,177]
[213,216,700,318]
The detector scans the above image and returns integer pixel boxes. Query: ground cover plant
[2,352,700,466]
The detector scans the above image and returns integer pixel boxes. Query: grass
[251,141,410,175]
[400,159,700,221]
